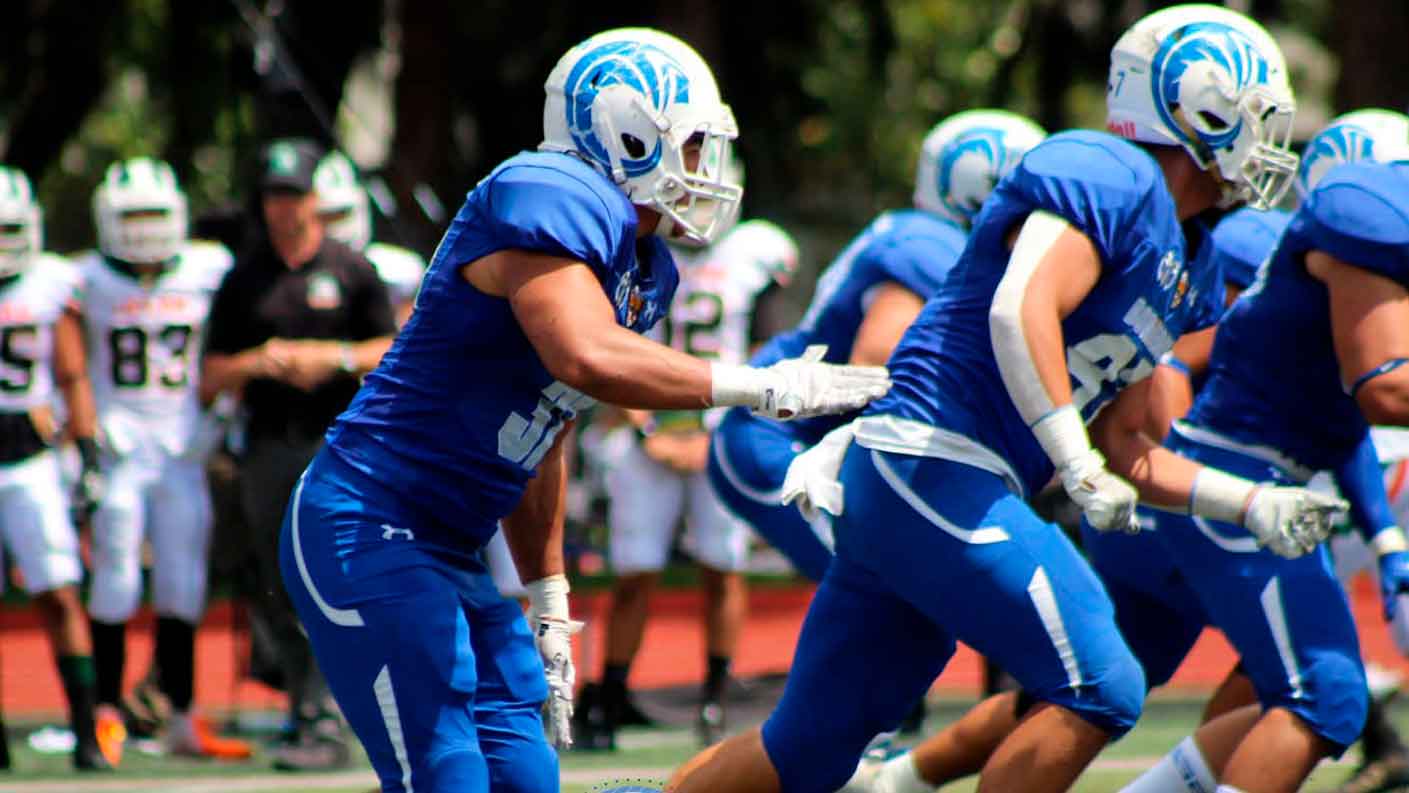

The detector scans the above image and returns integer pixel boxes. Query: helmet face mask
[1107,4,1298,210]
[541,28,742,248]
[314,151,372,251]
[0,167,41,279]
[1295,109,1409,197]
[913,109,1047,227]
[94,158,188,266]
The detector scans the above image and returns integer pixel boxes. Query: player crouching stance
[277,28,890,793]
[667,6,1339,793]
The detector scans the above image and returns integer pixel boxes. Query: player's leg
[148,457,250,758]
[669,554,954,793]
[685,470,752,746]
[2,452,107,770]
[841,450,1144,793]
[595,441,685,743]
[280,467,494,792]
[707,409,832,580]
[1159,512,1367,793]
[1325,479,1409,793]
[87,450,148,764]
[465,590,557,793]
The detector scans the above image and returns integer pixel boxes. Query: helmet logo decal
[937,127,1017,221]
[563,41,690,178]
[1152,22,1269,150]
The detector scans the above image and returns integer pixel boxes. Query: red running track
[0,576,1402,717]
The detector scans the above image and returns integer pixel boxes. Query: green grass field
[0,696,1385,791]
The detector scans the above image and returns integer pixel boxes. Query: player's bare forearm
[990,215,1102,425]
[503,420,571,583]
[554,325,713,409]
[52,312,97,439]
[503,255,715,409]
[1092,381,1201,509]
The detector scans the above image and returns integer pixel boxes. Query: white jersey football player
[313,151,425,325]
[79,158,249,762]
[584,215,798,748]
[0,165,110,771]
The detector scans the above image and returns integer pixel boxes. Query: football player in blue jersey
[275,27,892,793]
[1116,107,1409,793]
[665,7,1345,793]
[712,109,1045,583]
[835,200,1290,793]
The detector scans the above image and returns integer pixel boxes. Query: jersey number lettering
[110,325,194,389]
[662,291,724,358]
[498,381,595,471]
[0,326,37,393]
[1068,334,1154,415]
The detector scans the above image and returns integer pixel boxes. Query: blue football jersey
[865,130,1225,497]
[325,151,677,547]
[750,209,967,444]
[1187,161,1409,474]
[1210,207,1292,291]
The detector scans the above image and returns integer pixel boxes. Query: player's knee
[1063,650,1146,737]
[485,734,557,793]
[762,704,891,792]
[1283,652,1368,752]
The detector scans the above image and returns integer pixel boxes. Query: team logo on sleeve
[1156,250,1181,291]
[563,41,690,179]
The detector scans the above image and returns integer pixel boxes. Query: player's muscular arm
[502,419,571,583]
[474,251,713,408]
[1307,250,1409,424]
[1091,378,1204,509]
[1145,327,1217,440]
[53,311,97,441]
[849,282,925,366]
[470,250,890,418]
[989,211,1102,422]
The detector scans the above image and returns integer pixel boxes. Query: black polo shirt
[205,237,395,442]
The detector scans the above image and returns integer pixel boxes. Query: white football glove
[1058,449,1141,534]
[1241,486,1346,559]
[712,345,891,420]
[526,575,583,750]
[781,424,855,521]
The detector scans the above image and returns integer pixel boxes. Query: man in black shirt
[201,138,395,770]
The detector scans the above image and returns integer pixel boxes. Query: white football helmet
[1296,109,1409,196]
[1107,4,1298,209]
[314,151,372,251]
[0,167,41,279]
[541,27,741,248]
[913,109,1047,227]
[93,157,188,265]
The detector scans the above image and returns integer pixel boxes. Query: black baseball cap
[257,138,324,194]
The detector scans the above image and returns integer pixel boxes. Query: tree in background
[0,0,1401,260]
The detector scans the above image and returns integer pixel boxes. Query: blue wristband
[1348,358,1409,397]
[1158,352,1191,377]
